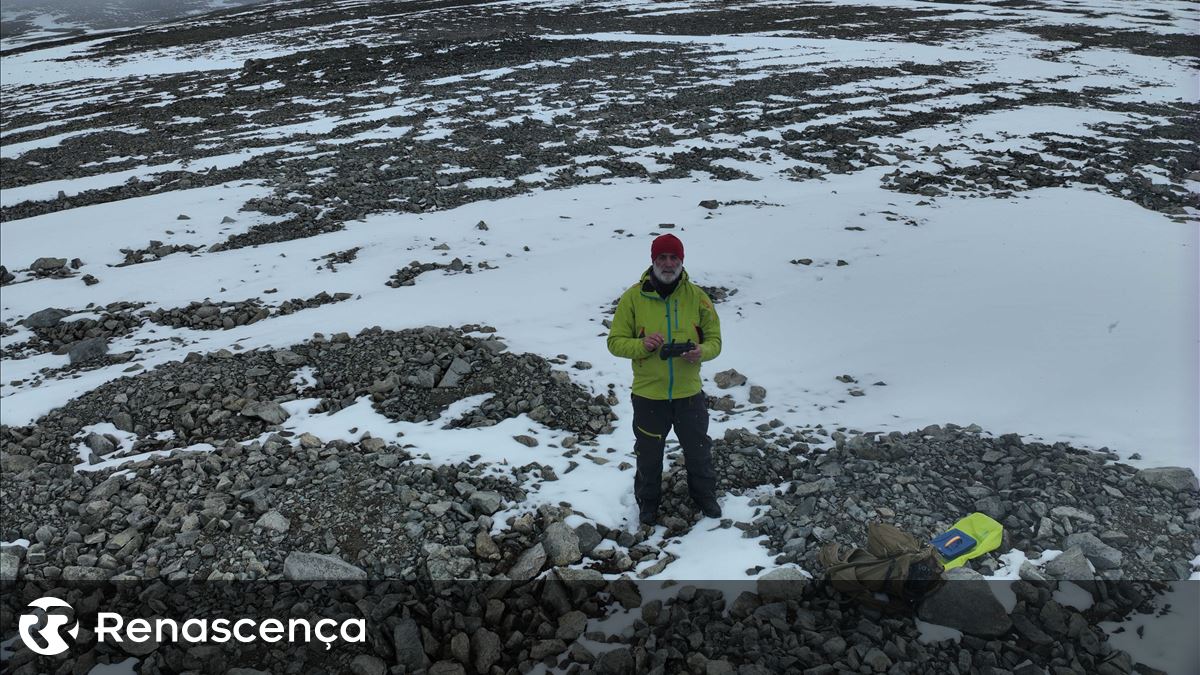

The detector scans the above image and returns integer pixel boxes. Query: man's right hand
[642,332,664,352]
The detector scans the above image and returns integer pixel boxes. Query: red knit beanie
[651,234,684,261]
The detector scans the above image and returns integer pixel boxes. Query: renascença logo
[18,597,79,656]
[17,597,366,655]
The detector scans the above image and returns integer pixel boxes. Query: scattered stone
[1063,532,1123,570]
[468,491,503,514]
[917,567,1012,637]
[0,546,24,582]
[84,432,116,456]
[255,511,291,533]
[509,543,546,581]
[435,358,471,388]
[273,349,305,366]
[298,432,322,449]
[542,522,582,566]
[713,369,746,389]
[556,610,588,641]
[282,552,367,581]
[349,654,387,675]
[116,634,160,656]
[472,629,501,672]
[240,401,290,425]
[1051,505,1096,523]
[393,618,426,672]
[574,522,601,555]
[1044,546,1094,581]
[61,566,114,582]
[861,648,892,672]
[757,567,807,603]
[67,337,108,364]
[594,646,633,674]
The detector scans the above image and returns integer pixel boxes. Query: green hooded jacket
[607,269,722,400]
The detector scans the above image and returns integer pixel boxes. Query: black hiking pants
[632,392,716,513]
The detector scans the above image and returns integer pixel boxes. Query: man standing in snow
[607,233,723,526]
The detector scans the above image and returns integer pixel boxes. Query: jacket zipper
[664,298,673,401]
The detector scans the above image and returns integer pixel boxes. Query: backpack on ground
[817,522,946,614]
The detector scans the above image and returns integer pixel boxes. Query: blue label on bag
[931,528,977,558]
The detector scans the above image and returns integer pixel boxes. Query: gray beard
[652,265,681,284]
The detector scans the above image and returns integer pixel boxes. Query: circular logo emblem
[18,597,79,656]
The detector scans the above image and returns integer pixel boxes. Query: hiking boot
[639,509,658,526]
[697,499,721,519]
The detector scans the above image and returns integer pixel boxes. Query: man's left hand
[682,346,702,363]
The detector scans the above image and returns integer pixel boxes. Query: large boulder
[22,307,70,328]
[1044,546,1094,581]
[1063,532,1122,570]
[30,257,67,272]
[68,337,108,364]
[1134,467,1198,493]
[917,567,1012,637]
[240,401,290,425]
[542,522,582,566]
[282,552,366,581]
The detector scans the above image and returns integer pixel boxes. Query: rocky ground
[2,328,1197,674]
